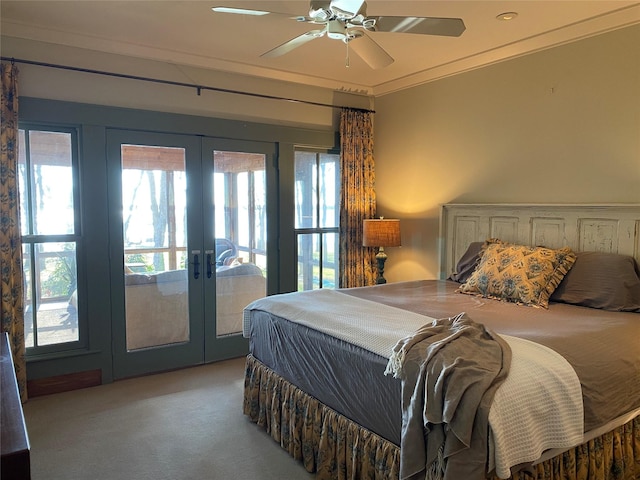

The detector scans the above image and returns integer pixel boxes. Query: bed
[242,204,640,480]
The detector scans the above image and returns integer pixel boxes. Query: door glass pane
[237,172,249,248]
[213,151,267,337]
[121,145,189,350]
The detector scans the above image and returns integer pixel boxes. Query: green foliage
[40,249,76,300]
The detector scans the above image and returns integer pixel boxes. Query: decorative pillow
[459,239,576,308]
[550,251,640,312]
[448,241,485,283]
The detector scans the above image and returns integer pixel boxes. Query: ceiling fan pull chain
[345,39,350,67]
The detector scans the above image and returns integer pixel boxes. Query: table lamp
[363,218,401,284]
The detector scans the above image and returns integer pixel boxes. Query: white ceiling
[2,1,639,96]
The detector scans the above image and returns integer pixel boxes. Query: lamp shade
[363,219,401,247]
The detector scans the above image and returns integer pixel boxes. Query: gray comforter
[345,280,640,433]
[387,312,511,480]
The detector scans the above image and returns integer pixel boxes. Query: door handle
[193,253,200,279]
[206,253,213,279]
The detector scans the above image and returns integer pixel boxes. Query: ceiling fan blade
[212,5,309,22]
[370,16,466,37]
[349,33,394,69]
[212,6,272,15]
[262,30,326,58]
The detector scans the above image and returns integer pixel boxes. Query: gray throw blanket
[385,312,511,480]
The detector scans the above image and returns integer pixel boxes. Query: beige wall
[4,28,639,284]
[374,24,640,282]
[1,36,371,131]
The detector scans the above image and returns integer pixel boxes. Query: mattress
[247,279,640,449]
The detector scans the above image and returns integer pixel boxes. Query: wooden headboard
[439,204,640,279]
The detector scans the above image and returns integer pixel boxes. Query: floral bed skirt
[243,354,639,480]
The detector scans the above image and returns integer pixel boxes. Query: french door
[108,130,275,378]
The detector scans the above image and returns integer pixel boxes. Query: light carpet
[23,357,315,480]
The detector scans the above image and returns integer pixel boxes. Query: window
[18,127,81,349]
[294,150,339,290]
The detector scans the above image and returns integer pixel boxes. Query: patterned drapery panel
[0,62,27,402]
[339,108,377,288]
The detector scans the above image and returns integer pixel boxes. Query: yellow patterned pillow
[459,239,576,308]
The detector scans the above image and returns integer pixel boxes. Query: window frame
[19,123,88,355]
[294,148,340,290]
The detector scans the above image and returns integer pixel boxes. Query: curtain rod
[1,56,374,114]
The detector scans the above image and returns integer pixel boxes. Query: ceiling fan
[212,0,465,69]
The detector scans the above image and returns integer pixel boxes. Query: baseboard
[27,369,102,397]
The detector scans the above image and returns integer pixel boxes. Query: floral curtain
[0,62,27,402]
[339,108,377,288]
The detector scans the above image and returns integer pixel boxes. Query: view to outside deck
[121,145,189,275]
[16,132,341,350]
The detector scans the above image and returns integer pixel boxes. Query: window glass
[33,131,74,235]
[322,232,339,288]
[294,150,339,291]
[295,151,317,229]
[19,128,80,349]
[319,154,338,229]
[297,233,319,290]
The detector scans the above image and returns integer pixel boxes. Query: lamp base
[375,248,388,284]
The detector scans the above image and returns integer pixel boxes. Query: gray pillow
[448,241,485,283]
[550,251,640,312]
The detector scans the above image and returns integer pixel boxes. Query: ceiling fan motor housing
[327,20,348,40]
[309,0,366,21]
[309,1,332,21]
[330,0,366,18]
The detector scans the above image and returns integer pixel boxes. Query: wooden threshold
[27,369,102,397]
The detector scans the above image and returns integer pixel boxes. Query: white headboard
[439,203,640,279]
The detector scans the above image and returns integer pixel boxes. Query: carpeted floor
[23,357,315,480]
